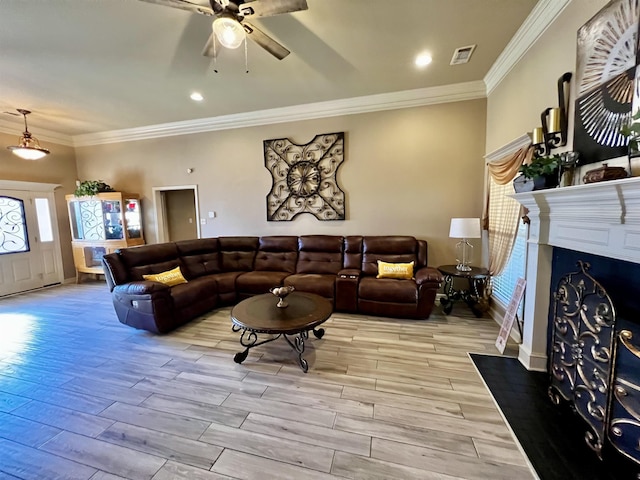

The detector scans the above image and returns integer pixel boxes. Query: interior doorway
[152,185,200,243]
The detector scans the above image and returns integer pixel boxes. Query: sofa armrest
[113,281,171,295]
[338,269,361,279]
[111,281,175,334]
[415,267,443,285]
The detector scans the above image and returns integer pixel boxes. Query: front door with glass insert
[0,190,61,296]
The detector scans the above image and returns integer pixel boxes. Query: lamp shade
[449,218,481,239]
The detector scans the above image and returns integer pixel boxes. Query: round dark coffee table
[230,291,332,372]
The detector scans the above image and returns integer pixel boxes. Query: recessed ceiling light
[415,53,432,68]
[190,92,204,102]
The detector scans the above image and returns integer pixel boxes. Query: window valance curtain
[483,145,532,277]
[486,145,532,185]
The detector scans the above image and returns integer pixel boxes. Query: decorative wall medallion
[264,132,345,221]
[574,0,639,97]
[573,0,640,165]
[574,67,635,163]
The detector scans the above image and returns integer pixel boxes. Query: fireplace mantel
[511,176,640,371]
[513,176,640,264]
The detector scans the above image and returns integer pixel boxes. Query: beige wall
[75,99,487,267]
[0,131,78,279]
[486,0,609,154]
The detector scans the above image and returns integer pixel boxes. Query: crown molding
[485,134,531,162]
[0,179,61,191]
[72,81,487,147]
[484,0,571,95]
[0,118,74,147]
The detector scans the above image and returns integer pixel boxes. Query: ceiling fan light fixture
[212,15,246,49]
[6,109,50,160]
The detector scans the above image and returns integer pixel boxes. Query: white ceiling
[0,0,538,139]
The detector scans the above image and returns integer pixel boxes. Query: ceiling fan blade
[244,22,290,60]
[238,0,308,18]
[201,32,219,58]
[138,0,214,15]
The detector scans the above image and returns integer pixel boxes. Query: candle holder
[559,151,580,187]
[270,285,295,308]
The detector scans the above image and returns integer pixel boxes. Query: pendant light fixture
[6,109,50,160]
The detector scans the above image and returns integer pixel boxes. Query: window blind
[488,177,527,314]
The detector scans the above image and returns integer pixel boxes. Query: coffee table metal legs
[232,326,325,372]
[283,331,309,372]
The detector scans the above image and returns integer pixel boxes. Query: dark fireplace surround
[513,176,640,472]
[548,247,640,470]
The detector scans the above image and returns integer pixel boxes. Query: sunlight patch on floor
[0,313,37,360]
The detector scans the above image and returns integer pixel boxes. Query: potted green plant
[74,180,114,197]
[514,154,560,193]
[620,109,640,156]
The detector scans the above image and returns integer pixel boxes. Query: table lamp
[449,218,481,271]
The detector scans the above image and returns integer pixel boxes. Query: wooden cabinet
[65,192,144,280]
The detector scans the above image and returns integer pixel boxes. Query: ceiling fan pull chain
[244,37,249,73]
[213,36,219,74]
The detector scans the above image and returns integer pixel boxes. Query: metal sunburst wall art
[264,132,345,221]
[573,0,640,165]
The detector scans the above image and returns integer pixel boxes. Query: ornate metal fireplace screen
[264,132,345,221]
[549,261,640,468]
[548,261,616,458]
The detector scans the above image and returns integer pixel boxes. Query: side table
[437,264,490,317]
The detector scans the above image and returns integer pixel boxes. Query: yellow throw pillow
[376,260,414,279]
[143,266,187,286]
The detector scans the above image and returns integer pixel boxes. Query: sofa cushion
[130,260,185,282]
[254,236,298,273]
[362,236,418,276]
[219,236,259,272]
[285,273,336,299]
[118,243,179,267]
[170,276,218,310]
[296,235,343,274]
[176,238,220,279]
[207,271,244,294]
[343,236,363,269]
[358,277,418,303]
[236,271,290,295]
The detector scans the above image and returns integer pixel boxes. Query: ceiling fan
[140,0,308,60]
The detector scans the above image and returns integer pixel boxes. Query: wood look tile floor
[0,282,535,480]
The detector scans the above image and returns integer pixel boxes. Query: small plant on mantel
[74,180,114,197]
[620,109,640,155]
[519,154,561,179]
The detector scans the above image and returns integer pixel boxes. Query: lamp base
[455,239,474,272]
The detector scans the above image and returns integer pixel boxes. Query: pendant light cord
[245,37,249,73]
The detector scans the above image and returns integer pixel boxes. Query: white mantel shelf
[512,176,640,265]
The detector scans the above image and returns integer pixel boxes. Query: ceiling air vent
[450,45,476,65]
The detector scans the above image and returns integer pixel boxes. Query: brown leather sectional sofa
[102,235,443,333]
